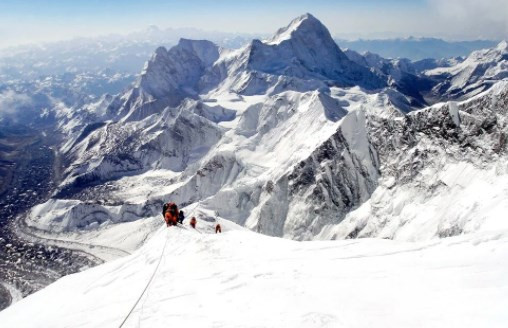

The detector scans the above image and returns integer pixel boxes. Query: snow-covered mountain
[426,40,508,99]
[337,37,499,61]
[0,27,255,79]
[17,13,506,246]
[2,12,508,324]
[233,14,386,91]
[343,49,435,107]
[0,26,256,127]
[0,71,135,126]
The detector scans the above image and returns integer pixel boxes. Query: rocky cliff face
[320,81,508,240]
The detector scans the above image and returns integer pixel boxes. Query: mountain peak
[154,46,168,57]
[266,13,329,45]
[146,24,161,33]
[496,40,508,52]
[175,38,220,66]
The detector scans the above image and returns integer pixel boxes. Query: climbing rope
[118,229,169,328]
[118,202,204,327]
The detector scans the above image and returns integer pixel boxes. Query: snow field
[1,221,507,328]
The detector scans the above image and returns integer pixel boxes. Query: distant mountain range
[0,27,500,84]
[337,37,499,60]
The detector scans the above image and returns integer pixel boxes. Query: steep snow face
[319,81,508,240]
[1,225,507,327]
[208,14,386,95]
[246,109,379,239]
[138,39,220,99]
[106,39,221,122]
[57,100,224,197]
[256,13,352,78]
[426,40,508,99]
[266,13,321,45]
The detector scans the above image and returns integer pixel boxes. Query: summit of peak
[266,13,330,45]
[291,13,320,25]
[174,38,220,66]
[238,14,385,90]
[496,40,508,51]
[153,46,169,58]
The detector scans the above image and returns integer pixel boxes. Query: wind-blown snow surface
[1,223,507,327]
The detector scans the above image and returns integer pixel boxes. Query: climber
[190,217,197,229]
[215,223,222,234]
[178,210,185,224]
[163,202,178,227]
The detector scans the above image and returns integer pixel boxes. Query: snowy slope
[343,48,435,107]
[1,223,507,327]
[337,37,497,61]
[318,80,508,240]
[426,40,508,99]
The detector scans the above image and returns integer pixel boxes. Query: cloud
[428,0,508,40]
[0,90,33,118]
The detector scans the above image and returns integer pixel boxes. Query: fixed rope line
[118,229,169,328]
[118,202,203,326]
[137,234,172,328]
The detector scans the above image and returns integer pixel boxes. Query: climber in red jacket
[190,217,197,229]
[163,202,178,227]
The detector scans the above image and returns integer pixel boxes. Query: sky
[0,0,507,48]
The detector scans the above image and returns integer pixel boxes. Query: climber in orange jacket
[163,202,178,227]
[190,217,197,229]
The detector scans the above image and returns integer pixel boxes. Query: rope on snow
[118,229,169,328]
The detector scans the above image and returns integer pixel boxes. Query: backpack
[162,203,169,217]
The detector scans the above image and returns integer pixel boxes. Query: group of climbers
[162,201,221,233]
